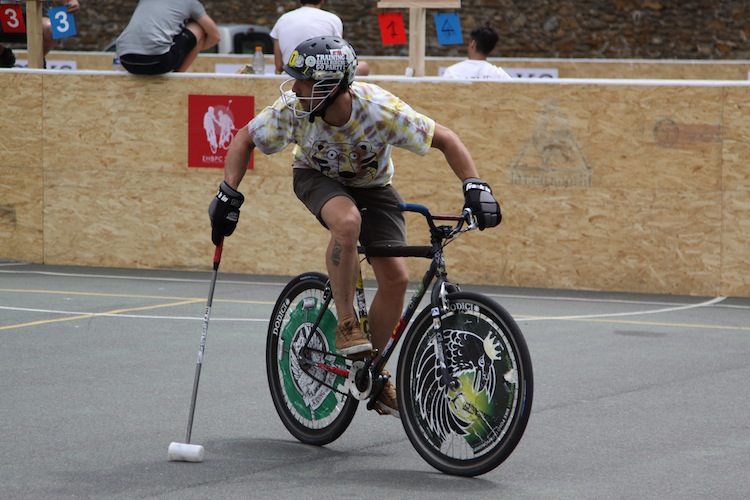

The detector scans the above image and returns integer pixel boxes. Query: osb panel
[367,80,723,194]
[42,73,287,175]
[395,180,723,295]
[0,166,44,262]
[16,50,750,80]
[189,54,269,74]
[720,191,750,297]
[42,166,326,274]
[721,88,750,192]
[0,72,43,169]
[23,70,750,297]
[492,60,750,81]
[448,185,721,295]
[198,57,750,81]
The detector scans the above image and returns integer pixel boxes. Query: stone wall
[35,0,750,59]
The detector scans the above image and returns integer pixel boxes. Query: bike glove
[462,177,502,230]
[208,181,244,246]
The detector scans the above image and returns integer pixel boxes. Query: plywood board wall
[2,69,749,297]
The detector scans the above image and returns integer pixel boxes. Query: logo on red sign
[188,94,255,168]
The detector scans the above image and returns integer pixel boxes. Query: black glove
[462,177,501,230]
[208,181,244,246]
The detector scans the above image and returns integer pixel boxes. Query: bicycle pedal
[343,348,376,361]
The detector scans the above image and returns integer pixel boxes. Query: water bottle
[112,56,124,72]
[252,46,265,75]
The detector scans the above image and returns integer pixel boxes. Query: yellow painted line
[1,313,98,330]
[102,299,204,315]
[0,288,273,305]
[0,299,205,331]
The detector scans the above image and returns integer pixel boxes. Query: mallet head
[168,442,205,463]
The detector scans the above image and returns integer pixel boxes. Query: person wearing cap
[208,36,501,418]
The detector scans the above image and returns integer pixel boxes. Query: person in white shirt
[442,25,512,80]
[270,0,369,76]
[270,0,342,75]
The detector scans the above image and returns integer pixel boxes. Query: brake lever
[462,208,478,230]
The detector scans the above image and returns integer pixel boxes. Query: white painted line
[519,296,726,321]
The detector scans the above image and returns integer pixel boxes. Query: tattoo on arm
[331,240,342,266]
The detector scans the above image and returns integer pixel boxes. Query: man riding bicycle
[208,36,501,418]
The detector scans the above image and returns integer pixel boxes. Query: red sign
[0,4,26,33]
[378,12,407,45]
[188,94,255,168]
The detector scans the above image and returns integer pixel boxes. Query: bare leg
[42,18,55,56]
[368,256,409,356]
[319,196,361,320]
[176,21,206,73]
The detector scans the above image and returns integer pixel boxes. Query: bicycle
[266,202,533,476]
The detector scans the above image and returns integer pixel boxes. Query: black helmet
[283,36,358,87]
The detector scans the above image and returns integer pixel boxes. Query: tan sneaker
[373,370,400,419]
[334,317,372,357]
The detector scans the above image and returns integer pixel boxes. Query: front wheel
[266,272,358,446]
[397,292,533,476]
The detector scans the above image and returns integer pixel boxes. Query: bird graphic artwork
[412,327,518,453]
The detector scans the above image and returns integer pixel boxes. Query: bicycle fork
[430,266,460,390]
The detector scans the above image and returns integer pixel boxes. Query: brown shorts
[292,168,406,247]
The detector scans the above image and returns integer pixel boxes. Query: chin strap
[307,83,348,123]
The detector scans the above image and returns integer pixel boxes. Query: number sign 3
[0,4,26,33]
[49,5,77,40]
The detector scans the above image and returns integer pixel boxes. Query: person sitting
[0,0,81,68]
[442,25,512,80]
[115,0,219,75]
[270,0,369,76]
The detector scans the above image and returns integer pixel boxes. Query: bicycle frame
[296,203,473,405]
[365,251,450,396]
[267,202,532,476]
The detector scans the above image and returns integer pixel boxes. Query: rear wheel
[397,292,533,476]
[266,272,358,445]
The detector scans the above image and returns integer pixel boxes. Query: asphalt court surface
[1,261,749,499]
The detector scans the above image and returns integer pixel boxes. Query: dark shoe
[334,317,372,357]
[0,46,16,68]
[373,369,400,419]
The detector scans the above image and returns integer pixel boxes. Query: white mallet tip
[168,442,205,462]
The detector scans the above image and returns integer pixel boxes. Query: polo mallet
[168,239,224,462]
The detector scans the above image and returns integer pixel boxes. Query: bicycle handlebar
[399,203,475,231]
[361,203,475,258]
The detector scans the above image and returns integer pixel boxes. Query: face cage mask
[279,78,343,121]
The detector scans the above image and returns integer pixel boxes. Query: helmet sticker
[283,37,358,86]
[289,50,303,68]
[314,53,347,72]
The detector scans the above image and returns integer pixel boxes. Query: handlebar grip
[399,203,430,216]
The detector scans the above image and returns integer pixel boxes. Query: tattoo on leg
[331,240,342,266]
